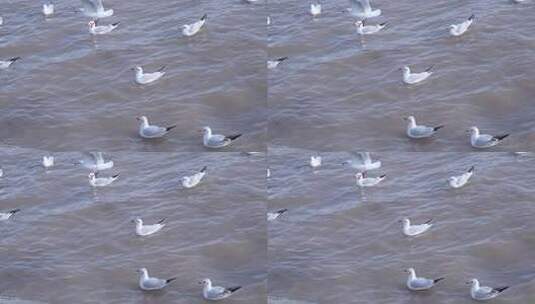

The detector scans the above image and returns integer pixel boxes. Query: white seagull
[450,14,475,36]
[82,152,114,171]
[448,166,474,188]
[355,20,387,35]
[402,65,434,84]
[0,57,21,69]
[343,152,381,172]
[202,126,242,149]
[267,209,287,221]
[181,166,207,188]
[267,57,288,69]
[310,3,322,16]
[405,268,444,291]
[467,279,509,301]
[0,17,3,26]
[80,0,113,18]
[133,218,165,236]
[0,168,3,177]
[88,172,119,187]
[468,127,509,149]
[42,156,55,168]
[137,116,176,139]
[43,3,54,16]
[88,20,119,35]
[0,209,20,221]
[183,14,207,36]
[200,279,242,301]
[401,218,433,236]
[137,268,176,291]
[355,172,385,187]
[310,156,322,168]
[348,0,381,18]
[404,116,444,139]
[134,66,165,85]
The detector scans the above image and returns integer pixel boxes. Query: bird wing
[81,0,98,12]
[142,125,166,137]
[349,0,365,12]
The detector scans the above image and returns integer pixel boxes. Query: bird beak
[198,281,203,284]
[402,117,408,121]
[465,281,471,284]
[136,117,140,121]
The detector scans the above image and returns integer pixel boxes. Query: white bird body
[42,156,54,168]
[405,268,444,291]
[134,66,165,84]
[450,14,474,36]
[310,156,322,168]
[267,57,288,69]
[0,17,3,26]
[80,0,113,18]
[402,218,432,236]
[182,166,207,188]
[267,209,287,221]
[0,168,3,177]
[200,279,241,301]
[0,209,20,221]
[88,20,119,35]
[402,66,433,84]
[0,57,20,69]
[469,127,509,148]
[88,172,118,187]
[138,268,175,291]
[449,166,474,188]
[468,279,509,301]
[183,14,207,36]
[310,3,322,16]
[134,218,165,236]
[137,116,175,139]
[348,0,381,18]
[43,3,54,16]
[355,20,386,35]
[202,127,241,149]
[405,116,443,139]
[355,172,385,187]
[344,152,381,172]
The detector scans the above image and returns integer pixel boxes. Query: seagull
[468,127,509,149]
[137,116,176,139]
[267,209,287,221]
[43,3,54,16]
[133,66,165,85]
[405,268,444,291]
[80,0,113,18]
[404,116,444,139]
[181,166,207,188]
[267,57,288,69]
[88,20,119,35]
[450,14,475,36]
[183,14,207,36]
[0,209,20,221]
[266,168,271,178]
[88,172,119,187]
[310,156,322,168]
[267,16,271,25]
[0,57,21,69]
[78,152,114,171]
[348,0,381,18]
[202,126,241,149]
[355,20,387,35]
[200,279,242,301]
[512,0,527,3]
[343,152,381,172]
[133,218,165,236]
[449,166,474,188]
[355,172,385,187]
[310,3,322,16]
[137,268,176,291]
[467,279,509,301]
[401,218,433,236]
[42,156,54,168]
[0,17,3,26]
[401,65,434,84]
[244,0,261,3]
[0,168,3,177]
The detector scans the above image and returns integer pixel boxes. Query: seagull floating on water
[200,279,242,301]
[348,0,381,18]
[401,218,433,236]
[267,209,287,221]
[0,17,3,25]
[43,3,54,16]
[137,268,176,291]
[267,57,288,69]
[0,57,21,69]
[355,172,385,187]
[183,14,207,36]
[0,168,3,177]
[0,209,20,221]
[88,20,119,35]
[202,127,241,149]
[468,127,509,148]
[310,3,322,16]
[80,0,113,18]
[404,116,443,139]
[402,65,433,84]
[355,20,387,35]
[182,166,207,188]
[88,172,119,187]
[450,14,475,36]
[310,156,322,168]
[42,156,54,168]
[137,116,176,139]
[133,218,165,236]
[134,66,165,85]
[343,152,381,172]
[467,279,509,301]
[267,16,271,25]
[449,166,474,188]
[405,268,444,291]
